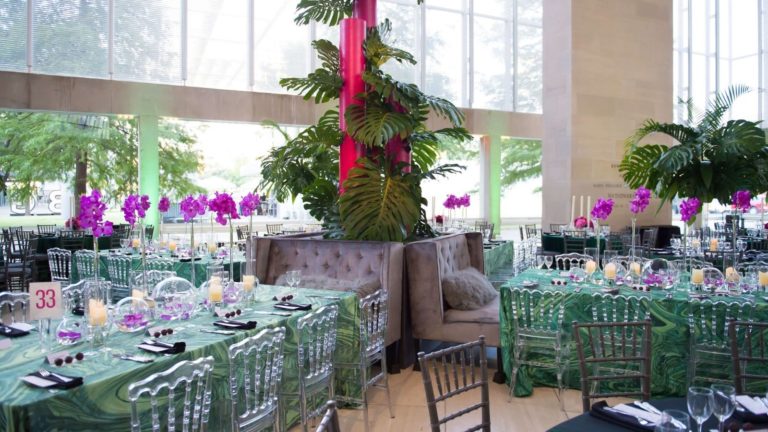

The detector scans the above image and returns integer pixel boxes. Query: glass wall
[674,0,764,121]
[0,0,542,113]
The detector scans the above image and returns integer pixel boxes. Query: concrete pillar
[542,0,673,230]
[480,136,502,234]
[138,115,160,238]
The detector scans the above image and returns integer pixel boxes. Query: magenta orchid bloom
[78,189,113,237]
[733,190,752,213]
[680,197,701,225]
[590,198,614,221]
[158,196,170,213]
[122,194,151,226]
[239,193,261,217]
[179,194,208,222]
[630,187,651,214]
[208,192,239,226]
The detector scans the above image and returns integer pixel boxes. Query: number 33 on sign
[29,282,63,321]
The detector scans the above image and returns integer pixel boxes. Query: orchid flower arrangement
[443,193,471,210]
[239,193,260,217]
[209,192,239,225]
[733,190,752,213]
[573,216,593,229]
[78,189,113,238]
[630,187,651,214]
[590,198,615,221]
[179,194,208,222]
[680,197,701,225]
[121,194,151,227]
[158,196,170,213]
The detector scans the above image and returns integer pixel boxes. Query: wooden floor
[289,367,598,432]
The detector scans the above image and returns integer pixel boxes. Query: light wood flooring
[289,367,598,432]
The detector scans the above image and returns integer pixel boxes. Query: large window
[0,0,542,113]
[674,0,764,121]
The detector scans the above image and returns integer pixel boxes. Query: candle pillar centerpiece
[732,190,752,264]
[590,197,614,275]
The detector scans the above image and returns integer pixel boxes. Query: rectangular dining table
[500,268,768,398]
[0,286,362,431]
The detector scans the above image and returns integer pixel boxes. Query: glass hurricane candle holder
[56,317,85,346]
[114,297,151,333]
[703,267,725,293]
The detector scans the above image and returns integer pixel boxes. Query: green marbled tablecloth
[500,268,768,398]
[0,285,361,431]
[71,251,245,287]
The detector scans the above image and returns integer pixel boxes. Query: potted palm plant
[260,0,469,242]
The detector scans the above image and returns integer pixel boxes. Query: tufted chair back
[248,237,404,345]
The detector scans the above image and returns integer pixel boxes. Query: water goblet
[654,409,690,432]
[710,384,736,432]
[286,270,302,289]
[544,255,554,271]
[687,386,713,432]
[536,255,546,271]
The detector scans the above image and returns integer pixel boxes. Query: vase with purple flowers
[590,198,614,274]
[56,317,84,346]
[630,187,651,260]
[78,189,114,281]
[209,192,240,280]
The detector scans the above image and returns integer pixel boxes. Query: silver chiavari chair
[128,356,214,432]
[107,255,133,301]
[228,327,286,432]
[47,247,72,284]
[73,249,98,281]
[0,292,29,324]
[555,253,592,271]
[62,280,87,315]
[146,257,175,272]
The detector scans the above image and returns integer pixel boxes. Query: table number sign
[29,282,63,321]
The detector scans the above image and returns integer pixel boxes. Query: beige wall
[543,0,673,230]
[0,71,542,139]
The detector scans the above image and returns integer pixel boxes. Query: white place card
[29,282,63,321]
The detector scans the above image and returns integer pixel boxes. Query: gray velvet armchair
[405,232,500,350]
[247,237,404,346]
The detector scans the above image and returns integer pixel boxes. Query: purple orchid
[590,198,615,221]
[179,194,208,222]
[121,194,151,226]
[680,197,701,225]
[158,196,170,213]
[733,190,752,213]
[239,192,261,217]
[642,273,663,286]
[630,187,651,214]
[458,193,471,208]
[78,189,114,238]
[443,194,458,210]
[208,192,239,226]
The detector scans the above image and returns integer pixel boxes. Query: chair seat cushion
[441,267,498,310]
[274,274,381,298]
[444,296,499,324]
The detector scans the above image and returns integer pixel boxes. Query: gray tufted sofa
[404,232,500,349]
[247,237,405,345]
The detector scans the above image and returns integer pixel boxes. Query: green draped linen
[541,234,606,253]
[70,251,245,287]
[0,286,361,431]
[483,241,514,276]
[35,235,111,253]
[501,268,768,398]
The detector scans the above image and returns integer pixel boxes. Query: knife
[200,329,236,336]
[251,311,292,317]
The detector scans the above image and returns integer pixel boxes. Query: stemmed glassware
[536,255,546,271]
[286,270,302,289]
[654,409,690,432]
[544,255,553,271]
[710,384,736,432]
[687,386,713,432]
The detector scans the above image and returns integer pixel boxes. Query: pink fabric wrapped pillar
[353,0,377,28]
[339,18,366,191]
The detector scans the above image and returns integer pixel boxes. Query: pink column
[353,0,377,28]
[339,18,366,191]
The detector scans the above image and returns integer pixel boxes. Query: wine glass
[711,384,736,432]
[286,270,302,289]
[536,255,546,271]
[687,386,713,432]
[483,228,491,242]
[544,255,553,271]
[654,409,690,432]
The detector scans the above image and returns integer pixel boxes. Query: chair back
[641,228,658,248]
[609,255,648,272]
[135,270,177,294]
[266,224,283,235]
[592,293,650,323]
[128,356,214,432]
[315,401,341,432]
[417,336,490,432]
[146,257,174,272]
[107,255,133,300]
[359,290,388,360]
[236,225,250,241]
[550,223,567,232]
[297,305,339,387]
[573,320,652,412]
[509,288,566,333]
[60,230,86,250]
[554,253,591,271]
[562,235,587,254]
[37,224,57,236]
[47,247,72,283]
[74,249,98,280]
[228,327,286,432]
[144,225,154,239]
[525,224,539,239]
[110,224,131,249]
[730,320,768,395]
[0,292,29,324]
[689,300,752,349]
[62,280,87,314]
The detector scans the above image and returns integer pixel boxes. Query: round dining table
[548,398,729,431]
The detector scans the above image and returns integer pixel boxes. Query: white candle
[725,267,739,282]
[630,262,641,276]
[691,269,704,285]
[587,196,592,225]
[243,275,256,292]
[580,195,584,216]
[209,283,223,302]
[760,271,768,287]
[585,260,597,274]
[571,196,576,224]
[88,299,107,326]
[604,262,617,280]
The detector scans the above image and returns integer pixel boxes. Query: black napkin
[0,324,30,338]
[23,370,83,389]
[178,257,202,262]
[137,340,186,354]
[734,408,768,425]
[213,320,257,330]
[589,401,654,432]
[274,301,312,311]
[72,306,85,316]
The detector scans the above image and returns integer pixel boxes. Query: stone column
[542,0,673,230]
[138,115,160,238]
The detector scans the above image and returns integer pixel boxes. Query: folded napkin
[137,340,186,354]
[72,306,85,316]
[0,324,30,338]
[21,370,83,390]
[213,320,257,330]
[589,401,655,432]
[274,302,312,311]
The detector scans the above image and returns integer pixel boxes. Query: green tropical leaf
[294,0,352,26]
[345,101,415,148]
[339,158,421,242]
[364,19,417,68]
[653,144,694,173]
[708,119,766,157]
[302,178,338,222]
[313,39,340,74]
[280,68,342,103]
[619,144,668,189]
[698,84,751,133]
[625,119,697,150]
